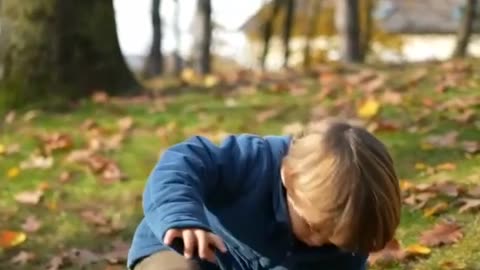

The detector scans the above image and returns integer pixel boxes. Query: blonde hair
[282,118,401,253]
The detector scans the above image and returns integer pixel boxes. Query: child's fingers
[163,229,181,245]
[208,233,227,253]
[182,229,196,259]
[194,229,215,263]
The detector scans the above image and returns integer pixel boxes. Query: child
[127,118,402,270]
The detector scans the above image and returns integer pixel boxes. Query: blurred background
[0,1,479,269]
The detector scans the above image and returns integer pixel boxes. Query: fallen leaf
[81,209,109,227]
[357,98,380,119]
[21,215,42,233]
[67,248,101,267]
[400,180,416,192]
[381,90,403,105]
[81,119,99,131]
[436,162,457,171]
[204,74,220,88]
[117,117,134,132]
[10,251,36,265]
[467,185,480,198]
[404,244,431,256]
[23,110,38,122]
[462,141,480,154]
[453,109,476,124]
[20,155,54,169]
[39,133,73,154]
[59,171,73,183]
[7,167,20,178]
[103,240,129,264]
[256,108,281,123]
[367,239,405,265]
[458,199,480,213]
[435,181,463,197]
[424,202,449,217]
[14,190,43,205]
[439,261,467,269]
[424,131,459,148]
[101,161,126,184]
[420,221,463,247]
[0,230,27,248]
[5,111,16,124]
[65,149,94,163]
[47,254,67,270]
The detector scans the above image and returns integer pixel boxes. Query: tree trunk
[0,0,138,109]
[336,0,363,63]
[260,0,283,70]
[359,0,373,61]
[282,0,295,68]
[193,0,212,75]
[303,0,321,70]
[143,0,163,78]
[173,0,183,76]
[453,0,478,58]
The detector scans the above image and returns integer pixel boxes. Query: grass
[0,61,479,270]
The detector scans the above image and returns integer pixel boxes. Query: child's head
[281,118,401,253]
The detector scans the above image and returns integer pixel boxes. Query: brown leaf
[59,171,73,183]
[20,154,54,169]
[21,215,42,233]
[467,185,480,198]
[368,239,406,266]
[436,163,457,171]
[14,190,44,205]
[10,251,36,265]
[23,110,39,122]
[439,261,467,270]
[47,255,68,270]
[39,133,73,154]
[256,108,281,123]
[117,117,134,132]
[380,90,403,105]
[81,209,109,226]
[101,161,126,184]
[103,240,129,264]
[420,221,463,247]
[462,141,480,154]
[458,199,480,213]
[424,131,459,148]
[67,248,101,267]
[81,119,99,131]
[453,109,476,124]
[65,149,94,163]
[5,111,16,124]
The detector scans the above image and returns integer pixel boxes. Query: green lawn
[1,61,479,269]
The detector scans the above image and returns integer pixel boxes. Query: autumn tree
[260,0,283,70]
[192,0,212,75]
[337,0,363,63]
[143,0,163,78]
[282,0,295,68]
[0,0,138,109]
[303,0,321,69]
[173,0,183,76]
[452,0,478,58]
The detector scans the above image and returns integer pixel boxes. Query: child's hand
[164,228,227,263]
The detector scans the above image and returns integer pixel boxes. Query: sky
[113,0,265,57]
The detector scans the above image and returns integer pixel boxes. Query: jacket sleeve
[142,134,266,243]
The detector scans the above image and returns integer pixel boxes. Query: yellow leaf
[181,68,197,83]
[0,230,27,248]
[7,167,20,178]
[415,162,428,171]
[204,75,219,88]
[0,144,5,155]
[424,202,449,217]
[420,142,434,150]
[436,162,457,171]
[357,99,380,119]
[405,244,431,255]
[400,180,415,192]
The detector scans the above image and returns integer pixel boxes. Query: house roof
[375,0,480,34]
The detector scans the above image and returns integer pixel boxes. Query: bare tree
[452,0,478,58]
[192,0,212,75]
[359,0,373,61]
[303,0,321,69]
[143,0,163,78]
[282,0,295,68]
[173,0,183,75]
[337,0,362,63]
[260,0,283,70]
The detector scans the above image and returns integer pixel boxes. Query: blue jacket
[127,134,368,270]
